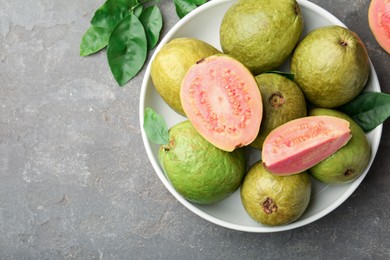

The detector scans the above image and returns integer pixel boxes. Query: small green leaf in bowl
[143,107,169,145]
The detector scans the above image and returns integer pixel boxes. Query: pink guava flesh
[180,55,263,152]
[368,0,390,53]
[262,116,352,175]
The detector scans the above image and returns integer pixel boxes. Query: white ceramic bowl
[139,0,382,232]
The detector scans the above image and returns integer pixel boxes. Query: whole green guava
[159,120,246,204]
[220,0,303,75]
[240,161,311,226]
[290,26,370,108]
[308,108,371,184]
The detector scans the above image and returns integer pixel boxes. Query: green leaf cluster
[80,0,208,86]
[80,0,163,86]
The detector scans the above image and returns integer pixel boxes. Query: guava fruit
[250,73,307,149]
[151,38,221,116]
[308,108,371,184]
[240,161,311,226]
[219,0,303,75]
[158,120,246,205]
[262,115,352,175]
[180,54,263,152]
[368,0,390,54]
[290,25,370,108]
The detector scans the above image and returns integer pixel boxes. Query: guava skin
[151,38,220,116]
[158,120,246,205]
[308,108,371,184]
[240,161,311,226]
[290,25,370,108]
[250,73,307,150]
[220,0,303,75]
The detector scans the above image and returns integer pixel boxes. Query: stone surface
[1,0,390,259]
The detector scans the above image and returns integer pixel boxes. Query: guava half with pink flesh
[368,0,390,54]
[180,55,263,152]
[262,116,352,175]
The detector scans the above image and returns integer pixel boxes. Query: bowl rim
[139,0,383,232]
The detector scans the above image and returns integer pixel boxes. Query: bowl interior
[139,0,382,232]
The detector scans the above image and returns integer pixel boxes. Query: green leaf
[339,92,390,132]
[173,0,197,18]
[173,0,208,18]
[80,26,111,56]
[264,71,295,81]
[139,5,163,50]
[91,0,138,30]
[107,14,147,86]
[132,4,143,17]
[143,107,169,145]
[81,0,139,57]
[188,0,207,5]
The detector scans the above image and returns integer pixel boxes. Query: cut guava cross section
[180,55,263,152]
[262,116,352,175]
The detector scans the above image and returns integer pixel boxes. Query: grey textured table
[1,0,389,259]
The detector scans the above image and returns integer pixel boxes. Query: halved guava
[262,116,352,175]
[368,0,390,54]
[180,54,263,152]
